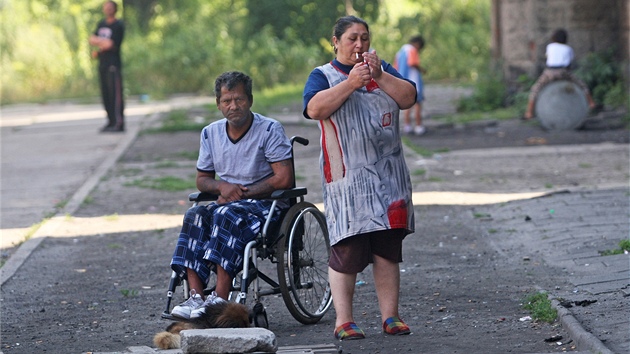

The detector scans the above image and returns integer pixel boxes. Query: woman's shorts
[329,229,407,274]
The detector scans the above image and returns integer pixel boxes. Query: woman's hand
[348,62,372,89]
[362,50,383,79]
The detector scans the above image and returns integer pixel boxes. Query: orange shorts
[329,229,407,274]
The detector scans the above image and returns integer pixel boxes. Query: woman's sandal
[334,322,366,340]
[383,316,411,335]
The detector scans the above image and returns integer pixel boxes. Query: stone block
[181,328,277,354]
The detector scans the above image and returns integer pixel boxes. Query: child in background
[524,28,596,120]
[394,35,427,135]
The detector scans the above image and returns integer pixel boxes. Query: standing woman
[303,15,416,340]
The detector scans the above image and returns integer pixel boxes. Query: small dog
[154,301,250,349]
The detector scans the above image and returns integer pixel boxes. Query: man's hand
[217,183,248,204]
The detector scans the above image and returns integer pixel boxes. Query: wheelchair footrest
[160,312,179,321]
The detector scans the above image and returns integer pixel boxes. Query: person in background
[524,28,595,120]
[89,0,125,132]
[394,35,427,135]
[303,15,416,341]
[169,71,294,319]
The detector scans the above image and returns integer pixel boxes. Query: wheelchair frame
[161,136,333,328]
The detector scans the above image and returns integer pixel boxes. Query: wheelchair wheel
[277,201,332,324]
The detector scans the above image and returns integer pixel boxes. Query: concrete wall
[492,0,629,84]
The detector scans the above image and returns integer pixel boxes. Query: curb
[537,289,614,354]
[550,297,614,354]
[0,111,159,287]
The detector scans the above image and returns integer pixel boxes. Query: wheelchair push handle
[291,136,309,146]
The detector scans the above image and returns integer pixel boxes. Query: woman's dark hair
[332,16,369,53]
[551,28,568,44]
[214,71,253,101]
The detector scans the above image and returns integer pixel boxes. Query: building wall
[492,0,629,84]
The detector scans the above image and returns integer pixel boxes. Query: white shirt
[546,42,574,68]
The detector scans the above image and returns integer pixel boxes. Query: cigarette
[355,53,360,60]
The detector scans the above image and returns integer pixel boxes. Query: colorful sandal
[334,322,366,340]
[383,316,411,335]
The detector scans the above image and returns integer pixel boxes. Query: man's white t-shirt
[546,42,574,68]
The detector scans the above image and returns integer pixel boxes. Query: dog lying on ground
[154,301,250,349]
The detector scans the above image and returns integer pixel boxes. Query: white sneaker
[190,291,226,318]
[403,125,413,134]
[414,125,426,136]
[171,290,204,319]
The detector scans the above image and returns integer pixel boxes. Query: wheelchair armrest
[270,187,307,199]
[190,188,306,202]
[189,192,219,202]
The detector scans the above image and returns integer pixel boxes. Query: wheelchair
[161,136,333,328]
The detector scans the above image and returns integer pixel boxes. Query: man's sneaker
[403,125,413,134]
[171,290,204,319]
[414,125,426,136]
[190,291,226,318]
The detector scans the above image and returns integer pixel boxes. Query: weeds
[104,214,119,221]
[523,291,557,323]
[120,289,138,297]
[599,239,630,256]
[402,137,450,157]
[145,109,215,134]
[126,175,197,192]
[82,195,94,206]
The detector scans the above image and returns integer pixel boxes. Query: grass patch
[176,151,199,160]
[120,288,138,297]
[251,83,304,115]
[599,239,630,256]
[82,195,94,206]
[126,175,197,192]
[154,160,181,169]
[412,169,426,176]
[146,109,216,133]
[119,168,143,176]
[523,292,557,323]
[402,136,451,157]
[432,106,520,125]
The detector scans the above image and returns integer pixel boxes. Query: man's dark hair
[107,1,118,13]
[332,16,370,53]
[551,28,568,44]
[214,71,253,101]
[410,35,424,48]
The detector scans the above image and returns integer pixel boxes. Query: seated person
[524,28,595,120]
[169,71,294,319]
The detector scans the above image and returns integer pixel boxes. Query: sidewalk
[0,86,628,354]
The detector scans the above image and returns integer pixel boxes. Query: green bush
[456,69,506,112]
[574,49,627,108]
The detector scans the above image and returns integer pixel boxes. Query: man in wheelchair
[169,71,294,319]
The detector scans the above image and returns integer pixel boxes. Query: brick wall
[491,0,629,85]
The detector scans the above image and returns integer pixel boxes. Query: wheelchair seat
[161,136,332,328]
